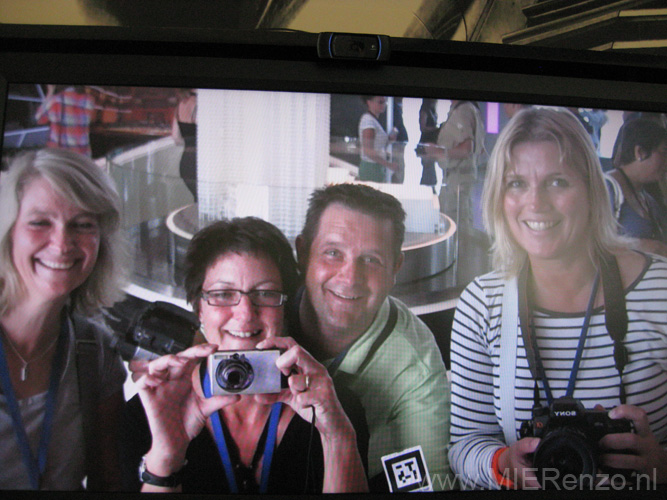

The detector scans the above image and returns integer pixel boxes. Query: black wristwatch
[139,455,187,488]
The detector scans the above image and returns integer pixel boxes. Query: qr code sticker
[392,457,422,487]
[381,445,432,492]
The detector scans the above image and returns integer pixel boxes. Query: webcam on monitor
[317,32,390,61]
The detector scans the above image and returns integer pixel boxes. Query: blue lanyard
[202,371,282,493]
[0,317,68,490]
[531,272,600,406]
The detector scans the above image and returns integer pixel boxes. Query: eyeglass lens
[204,290,284,307]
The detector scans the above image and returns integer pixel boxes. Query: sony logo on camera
[554,410,578,417]
[208,349,287,396]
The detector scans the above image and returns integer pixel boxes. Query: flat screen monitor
[1,25,666,498]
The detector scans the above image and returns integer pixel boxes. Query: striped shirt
[448,253,667,489]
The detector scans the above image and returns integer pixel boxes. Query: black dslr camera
[519,396,633,488]
[106,298,198,361]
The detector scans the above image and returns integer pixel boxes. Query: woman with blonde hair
[0,148,127,490]
[449,108,667,489]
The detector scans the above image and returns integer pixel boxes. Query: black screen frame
[1,24,666,128]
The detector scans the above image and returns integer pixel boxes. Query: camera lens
[533,428,598,488]
[215,354,254,393]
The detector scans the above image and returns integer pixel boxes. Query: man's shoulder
[388,296,429,334]
[354,296,427,341]
[369,296,446,371]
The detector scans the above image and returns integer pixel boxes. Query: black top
[177,121,197,148]
[121,393,325,493]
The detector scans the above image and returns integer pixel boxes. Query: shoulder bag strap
[356,298,398,376]
[72,314,101,481]
[500,277,519,445]
[604,174,624,220]
[599,252,629,404]
[328,299,398,379]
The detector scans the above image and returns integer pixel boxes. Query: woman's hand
[255,336,368,492]
[254,336,353,440]
[497,437,541,489]
[389,127,399,142]
[599,404,667,484]
[129,343,239,476]
[361,128,398,172]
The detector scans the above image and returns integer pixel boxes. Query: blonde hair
[482,107,630,277]
[0,149,127,315]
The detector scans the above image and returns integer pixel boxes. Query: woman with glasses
[121,217,367,494]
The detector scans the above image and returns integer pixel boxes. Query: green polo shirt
[325,297,452,490]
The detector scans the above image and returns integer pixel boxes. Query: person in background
[449,107,667,489]
[606,118,667,257]
[0,148,127,490]
[358,96,398,183]
[121,217,367,494]
[393,97,408,143]
[35,85,96,157]
[291,183,452,491]
[172,88,198,202]
[567,108,608,154]
[434,100,486,228]
[417,98,440,186]
[435,100,485,174]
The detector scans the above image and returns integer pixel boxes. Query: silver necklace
[1,328,60,382]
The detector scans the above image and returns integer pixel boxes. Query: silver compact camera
[208,349,286,395]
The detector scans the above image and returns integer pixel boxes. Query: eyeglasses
[201,289,287,308]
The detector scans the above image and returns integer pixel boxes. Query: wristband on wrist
[139,455,187,488]
[491,447,515,489]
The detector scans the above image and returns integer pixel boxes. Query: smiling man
[292,183,452,491]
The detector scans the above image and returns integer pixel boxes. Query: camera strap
[520,265,600,407]
[0,316,68,490]
[328,298,398,378]
[517,253,628,408]
[202,372,282,493]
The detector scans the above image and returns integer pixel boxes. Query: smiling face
[503,140,591,267]
[299,203,401,340]
[198,251,284,351]
[11,176,100,308]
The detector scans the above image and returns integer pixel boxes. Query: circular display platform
[165,204,457,285]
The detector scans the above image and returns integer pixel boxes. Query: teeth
[227,330,260,338]
[38,259,75,270]
[331,291,360,300]
[524,220,558,231]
